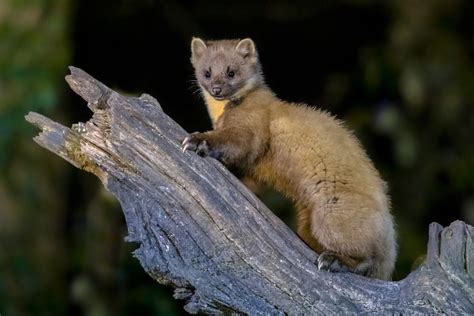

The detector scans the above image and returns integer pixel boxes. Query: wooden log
[25,67,474,314]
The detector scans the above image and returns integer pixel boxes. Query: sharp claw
[182,136,189,146]
[182,143,190,153]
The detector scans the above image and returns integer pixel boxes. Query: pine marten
[182,37,397,280]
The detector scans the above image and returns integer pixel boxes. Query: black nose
[212,87,222,95]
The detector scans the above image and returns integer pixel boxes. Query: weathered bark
[25,67,473,314]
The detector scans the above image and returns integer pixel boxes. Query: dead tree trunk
[25,67,473,314]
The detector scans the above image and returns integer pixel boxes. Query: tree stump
[25,67,473,314]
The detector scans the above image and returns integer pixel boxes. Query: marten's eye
[204,70,211,79]
[228,70,235,78]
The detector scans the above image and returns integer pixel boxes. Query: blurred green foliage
[0,0,72,315]
[0,0,473,315]
[0,0,69,166]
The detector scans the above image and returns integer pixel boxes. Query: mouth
[211,94,226,101]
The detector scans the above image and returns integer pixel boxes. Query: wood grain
[25,67,473,314]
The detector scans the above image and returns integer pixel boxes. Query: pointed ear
[235,38,257,59]
[191,37,207,62]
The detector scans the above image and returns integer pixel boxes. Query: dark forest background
[1,0,473,315]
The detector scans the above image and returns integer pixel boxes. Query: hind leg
[309,192,388,278]
[297,205,372,276]
[296,201,390,279]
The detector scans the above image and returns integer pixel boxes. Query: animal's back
[252,102,396,279]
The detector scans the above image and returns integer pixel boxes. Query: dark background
[1,0,473,315]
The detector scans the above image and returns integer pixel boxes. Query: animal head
[191,38,264,100]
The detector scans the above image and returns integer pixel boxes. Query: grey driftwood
[25,67,473,314]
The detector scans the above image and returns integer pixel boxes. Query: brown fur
[183,38,397,280]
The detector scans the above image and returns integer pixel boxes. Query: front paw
[182,132,210,157]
